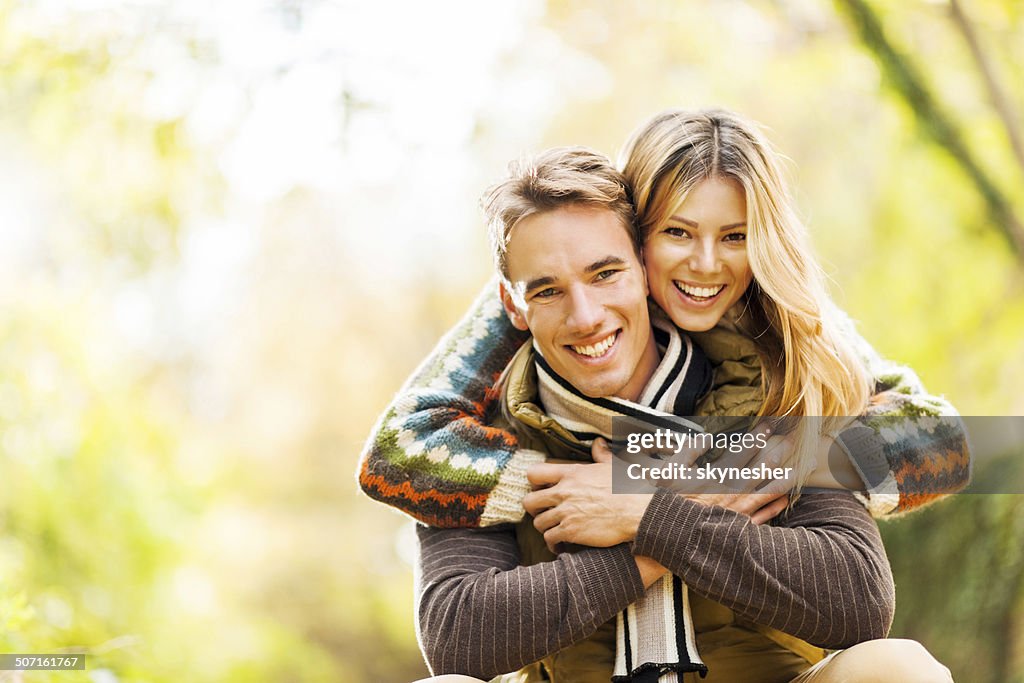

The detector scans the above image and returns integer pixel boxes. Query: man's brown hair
[481,146,639,277]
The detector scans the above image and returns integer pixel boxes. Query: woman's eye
[723,232,747,243]
[664,227,690,238]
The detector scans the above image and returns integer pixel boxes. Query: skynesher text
[626,462,794,483]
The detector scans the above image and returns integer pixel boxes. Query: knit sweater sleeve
[357,279,538,528]
[633,489,894,650]
[832,309,971,516]
[416,524,644,679]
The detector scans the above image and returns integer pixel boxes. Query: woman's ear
[499,281,530,331]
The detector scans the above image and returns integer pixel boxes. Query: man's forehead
[504,206,637,287]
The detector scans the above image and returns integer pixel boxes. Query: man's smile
[567,330,620,359]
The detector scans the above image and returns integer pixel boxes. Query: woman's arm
[416,525,645,678]
[633,489,895,649]
[833,309,971,515]
[357,279,537,528]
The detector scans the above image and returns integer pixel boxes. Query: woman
[358,108,966,682]
[622,107,871,492]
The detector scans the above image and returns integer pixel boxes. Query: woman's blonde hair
[620,108,872,483]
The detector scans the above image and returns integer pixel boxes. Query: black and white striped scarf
[534,315,711,682]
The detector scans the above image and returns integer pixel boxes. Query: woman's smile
[673,280,727,303]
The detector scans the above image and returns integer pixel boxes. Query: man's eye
[595,269,619,281]
[534,288,557,299]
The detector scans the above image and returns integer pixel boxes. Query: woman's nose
[689,240,721,273]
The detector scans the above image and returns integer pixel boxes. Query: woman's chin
[655,291,727,332]
[662,304,722,332]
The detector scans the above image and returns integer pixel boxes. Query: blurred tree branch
[948,0,1024,178]
[835,0,1024,260]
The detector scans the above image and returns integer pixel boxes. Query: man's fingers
[753,472,794,497]
[726,493,773,517]
[591,437,614,464]
[532,507,561,535]
[675,439,713,467]
[750,493,790,525]
[523,488,559,516]
[725,423,775,469]
[709,441,759,473]
[761,434,795,469]
[543,526,565,554]
[698,490,787,518]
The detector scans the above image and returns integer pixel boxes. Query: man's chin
[562,373,623,400]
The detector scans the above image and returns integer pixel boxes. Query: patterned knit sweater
[358,280,971,526]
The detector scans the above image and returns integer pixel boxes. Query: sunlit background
[1,1,1023,681]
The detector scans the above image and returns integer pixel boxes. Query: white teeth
[675,282,725,299]
[571,333,616,358]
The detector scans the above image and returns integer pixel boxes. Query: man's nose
[565,286,603,333]
[689,239,722,273]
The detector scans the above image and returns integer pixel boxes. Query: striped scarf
[534,315,710,682]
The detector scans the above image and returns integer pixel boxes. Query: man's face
[500,205,659,401]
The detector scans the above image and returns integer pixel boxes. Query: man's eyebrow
[524,275,556,293]
[668,215,747,231]
[522,257,626,292]
[586,256,628,272]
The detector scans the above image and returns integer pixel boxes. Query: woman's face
[643,176,754,332]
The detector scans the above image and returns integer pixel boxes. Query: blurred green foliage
[0,1,1021,682]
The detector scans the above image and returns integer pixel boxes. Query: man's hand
[635,555,669,588]
[678,429,793,524]
[673,424,787,488]
[683,489,790,525]
[523,439,653,553]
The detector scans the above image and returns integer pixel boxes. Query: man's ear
[499,281,530,331]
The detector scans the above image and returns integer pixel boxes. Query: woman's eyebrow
[669,215,699,227]
[669,215,747,232]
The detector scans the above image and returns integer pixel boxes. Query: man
[409,148,951,682]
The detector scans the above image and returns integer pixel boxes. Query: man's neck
[613,327,661,403]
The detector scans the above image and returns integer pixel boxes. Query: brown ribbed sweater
[416,490,894,679]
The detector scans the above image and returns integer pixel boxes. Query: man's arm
[524,452,894,649]
[358,280,534,528]
[633,489,895,649]
[416,525,649,679]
